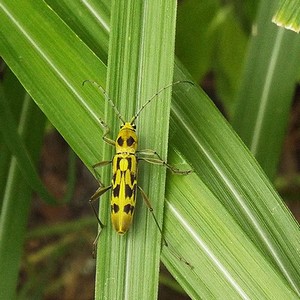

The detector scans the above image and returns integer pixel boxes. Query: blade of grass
[0,71,75,205]
[0,89,46,299]
[232,0,300,180]
[272,0,300,33]
[0,0,107,169]
[44,0,110,62]
[94,1,178,299]
[0,157,31,300]
[0,68,25,207]
[0,87,56,204]
[161,61,300,298]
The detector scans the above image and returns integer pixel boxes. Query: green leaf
[94,1,178,299]
[273,0,300,33]
[212,5,248,113]
[0,87,46,300]
[176,0,219,81]
[162,61,300,298]
[44,0,110,62]
[0,86,56,205]
[0,0,106,169]
[232,0,300,179]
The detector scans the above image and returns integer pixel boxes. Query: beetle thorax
[115,122,138,154]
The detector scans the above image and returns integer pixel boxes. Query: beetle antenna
[130,80,194,125]
[83,80,126,124]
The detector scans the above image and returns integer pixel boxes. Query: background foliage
[0,0,299,299]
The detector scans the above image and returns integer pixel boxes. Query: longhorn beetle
[84,80,193,263]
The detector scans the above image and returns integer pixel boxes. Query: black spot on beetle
[116,157,121,169]
[113,185,120,197]
[123,204,134,214]
[125,184,133,198]
[130,173,136,185]
[117,136,124,146]
[111,203,119,213]
[127,136,134,146]
[126,157,132,170]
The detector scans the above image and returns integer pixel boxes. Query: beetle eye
[132,124,136,130]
